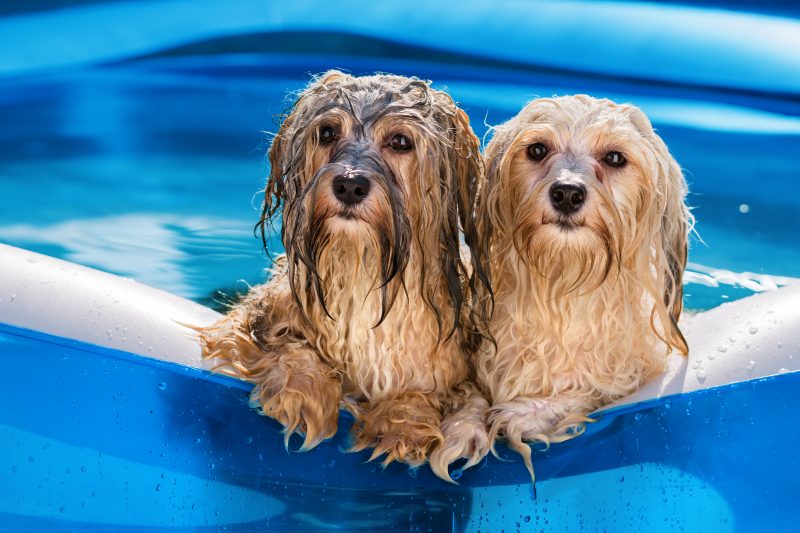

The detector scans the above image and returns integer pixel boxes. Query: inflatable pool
[2,0,800,531]
[2,245,799,532]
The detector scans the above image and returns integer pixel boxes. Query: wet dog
[199,71,491,479]
[475,95,691,478]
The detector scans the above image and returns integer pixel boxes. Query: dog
[474,95,692,478]
[199,71,492,479]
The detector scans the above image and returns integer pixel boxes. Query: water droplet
[738,204,750,213]
[194,438,201,444]
[155,483,161,492]
[245,437,253,444]
[696,368,707,381]
[523,516,531,523]
[777,341,782,348]
[27,257,38,264]
[27,456,34,463]
[451,469,463,481]
[157,382,167,391]
[59,506,65,514]
[749,326,759,335]
[779,368,789,374]
[80,466,87,473]
[716,346,727,353]
[707,352,716,361]
[746,360,756,371]
[10,294,16,301]
[633,413,643,422]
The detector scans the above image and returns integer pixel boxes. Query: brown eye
[319,126,337,144]
[527,142,549,161]
[389,134,413,152]
[604,151,627,167]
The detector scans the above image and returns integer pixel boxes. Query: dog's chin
[537,216,591,241]
[545,218,583,232]
[326,211,372,236]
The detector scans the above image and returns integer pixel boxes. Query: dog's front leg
[200,281,342,451]
[248,343,342,451]
[429,382,491,482]
[487,395,595,478]
[350,392,443,468]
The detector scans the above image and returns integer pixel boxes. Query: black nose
[332,175,371,206]
[549,183,586,215]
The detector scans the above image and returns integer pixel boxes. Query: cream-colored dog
[475,95,692,477]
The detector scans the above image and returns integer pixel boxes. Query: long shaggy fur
[475,95,692,481]
[199,71,491,480]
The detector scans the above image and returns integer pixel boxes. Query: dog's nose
[549,183,586,215]
[332,175,371,206]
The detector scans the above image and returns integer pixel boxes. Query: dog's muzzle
[332,173,371,206]
[326,141,390,209]
[549,183,586,215]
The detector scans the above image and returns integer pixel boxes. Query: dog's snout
[332,174,371,206]
[549,183,586,215]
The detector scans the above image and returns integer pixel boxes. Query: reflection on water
[1,54,799,310]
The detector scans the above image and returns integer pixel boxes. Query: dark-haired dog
[200,71,491,480]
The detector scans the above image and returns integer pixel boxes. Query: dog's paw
[254,370,341,451]
[429,415,491,483]
[350,395,443,467]
[487,397,562,445]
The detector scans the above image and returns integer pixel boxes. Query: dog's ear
[450,107,494,334]
[451,108,484,265]
[260,71,351,252]
[658,143,690,355]
[635,110,691,356]
[259,101,297,252]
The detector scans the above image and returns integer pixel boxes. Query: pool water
[1,34,799,310]
[2,1,800,531]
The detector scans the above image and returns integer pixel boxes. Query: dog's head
[259,71,486,336]
[481,95,690,353]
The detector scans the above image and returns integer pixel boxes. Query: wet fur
[199,71,491,480]
[475,95,692,479]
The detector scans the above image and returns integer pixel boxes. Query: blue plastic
[1,322,797,531]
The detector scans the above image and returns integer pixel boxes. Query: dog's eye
[603,151,627,167]
[319,126,337,145]
[527,143,549,161]
[388,134,413,152]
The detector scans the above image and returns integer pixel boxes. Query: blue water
[2,1,800,531]
[1,3,799,310]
